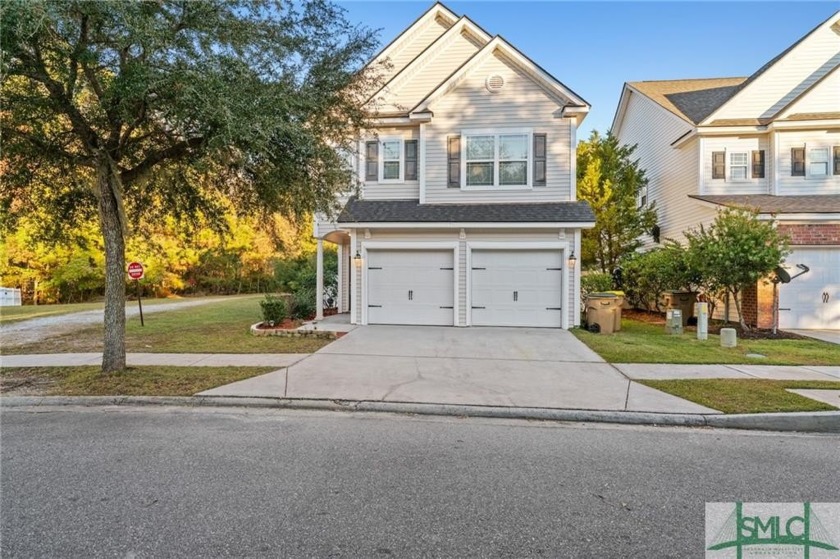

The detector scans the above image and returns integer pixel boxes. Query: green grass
[2,295,332,355]
[0,366,275,396]
[572,318,840,365]
[641,379,840,414]
[0,296,218,324]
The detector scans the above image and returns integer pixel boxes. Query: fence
[0,287,23,307]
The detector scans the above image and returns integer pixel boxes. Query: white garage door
[367,250,454,326]
[779,248,840,330]
[470,250,563,328]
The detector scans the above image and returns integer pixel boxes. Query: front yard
[573,318,840,366]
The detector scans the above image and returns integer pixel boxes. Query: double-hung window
[380,138,402,182]
[809,147,829,177]
[729,152,748,181]
[462,130,531,188]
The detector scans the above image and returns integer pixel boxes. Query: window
[729,152,748,181]
[712,152,725,179]
[791,148,805,177]
[809,147,829,177]
[462,130,531,188]
[381,139,402,181]
[404,140,418,181]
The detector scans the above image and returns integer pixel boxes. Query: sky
[336,1,839,135]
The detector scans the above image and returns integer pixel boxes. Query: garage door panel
[778,248,840,330]
[471,249,563,328]
[367,250,454,326]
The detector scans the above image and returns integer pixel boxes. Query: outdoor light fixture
[568,250,577,269]
[354,251,362,264]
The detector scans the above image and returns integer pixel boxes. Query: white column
[316,239,324,321]
[336,243,343,314]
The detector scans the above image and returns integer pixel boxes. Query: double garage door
[779,248,840,330]
[366,249,563,328]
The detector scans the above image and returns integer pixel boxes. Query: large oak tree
[1,0,379,372]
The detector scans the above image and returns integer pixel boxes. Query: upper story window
[364,138,418,183]
[712,150,764,181]
[449,129,546,189]
[791,146,840,179]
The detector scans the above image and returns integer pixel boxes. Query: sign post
[127,262,145,327]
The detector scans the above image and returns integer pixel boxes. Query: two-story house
[612,10,840,331]
[313,3,594,329]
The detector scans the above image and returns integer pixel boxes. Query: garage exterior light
[567,250,577,269]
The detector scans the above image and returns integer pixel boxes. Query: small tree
[577,131,657,273]
[684,208,789,330]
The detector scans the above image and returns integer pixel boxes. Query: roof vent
[486,74,505,93]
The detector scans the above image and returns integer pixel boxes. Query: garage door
[367,250,454,326]
[470,250,563,328]
[779,248,840,330]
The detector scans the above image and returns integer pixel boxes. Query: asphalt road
[2,406,838,558]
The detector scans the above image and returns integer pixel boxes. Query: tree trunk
[95,156,127,373]
[731,288,749,331]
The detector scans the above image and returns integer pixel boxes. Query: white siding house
[612,10,840,330]
[313,3,593,329]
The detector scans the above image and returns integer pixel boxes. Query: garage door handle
[408,290,413,301]
[440,267,454,270]
[546,307,562,311]
[546,267,562,271]
[368,305,382,308]
[439,306,454,309]
[471,267,486,270]
[513,291,518,302]
[471,306,486,309]
[368,267,382,270]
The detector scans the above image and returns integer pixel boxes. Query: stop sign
[127,261,144,280]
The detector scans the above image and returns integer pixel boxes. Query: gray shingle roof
[337,198,595,223]
[689,194,840,214]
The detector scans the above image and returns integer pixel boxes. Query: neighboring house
[612,10,840,330]
[312,3,593,328]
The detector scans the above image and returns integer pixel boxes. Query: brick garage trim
[778,223,840,246]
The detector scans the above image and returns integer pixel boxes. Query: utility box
[694,302,709,340]
[665,309,683,335]
[666,291,696,326]
[586,293,620,334]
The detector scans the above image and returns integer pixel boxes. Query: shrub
[260,294,287,325]
[581,272,613,297]
[621,250,673,312]
[288,288,317,320]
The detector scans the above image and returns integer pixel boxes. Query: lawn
[2,295,332,355]
[573,318,840,365]
[0,365,275,396]
[0,296,212,324]
[641,379,840,414]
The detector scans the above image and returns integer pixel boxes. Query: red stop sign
[127,262,144,280]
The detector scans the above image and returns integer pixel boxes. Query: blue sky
[336,1,838,135]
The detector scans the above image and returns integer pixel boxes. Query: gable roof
[409,35,590,119]
[624,78,746,125]
[689,194,840,215]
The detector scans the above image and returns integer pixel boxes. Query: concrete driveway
[201,326,717,414]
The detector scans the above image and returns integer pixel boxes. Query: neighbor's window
[729,152,748,180]
[791,148,805,177]
[809,147,829,177]
[381,139,402,181]
[463,131,530,187]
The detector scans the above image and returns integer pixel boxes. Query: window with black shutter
[834,146,840,175]
[751,150,765,179]
[405,140,418,181]
[447,135,460,187]
[533,133,546,186]
[791,148,805,177]
[712,152,725,179]
[365,141,378,181]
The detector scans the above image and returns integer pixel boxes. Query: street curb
[2,396,839,433]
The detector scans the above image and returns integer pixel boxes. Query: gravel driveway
[1,299,218,348]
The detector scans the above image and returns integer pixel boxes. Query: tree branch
[120,136,204,185]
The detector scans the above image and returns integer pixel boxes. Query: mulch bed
[621,309,806,340]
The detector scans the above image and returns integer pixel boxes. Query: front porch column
[315,239,324,321]
[336,243,343,314]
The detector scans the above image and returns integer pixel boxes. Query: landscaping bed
[640,378,840,414]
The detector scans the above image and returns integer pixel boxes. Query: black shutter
[405,140,418,181]
[751,150,765,179]
[533,133,547,186]
[712,152,725,179]
[834,146,840,175]
[791,148,805,177]
[365,141,378,181]
[447,135,460,188]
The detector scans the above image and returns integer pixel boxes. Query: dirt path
[1,299,219,348]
